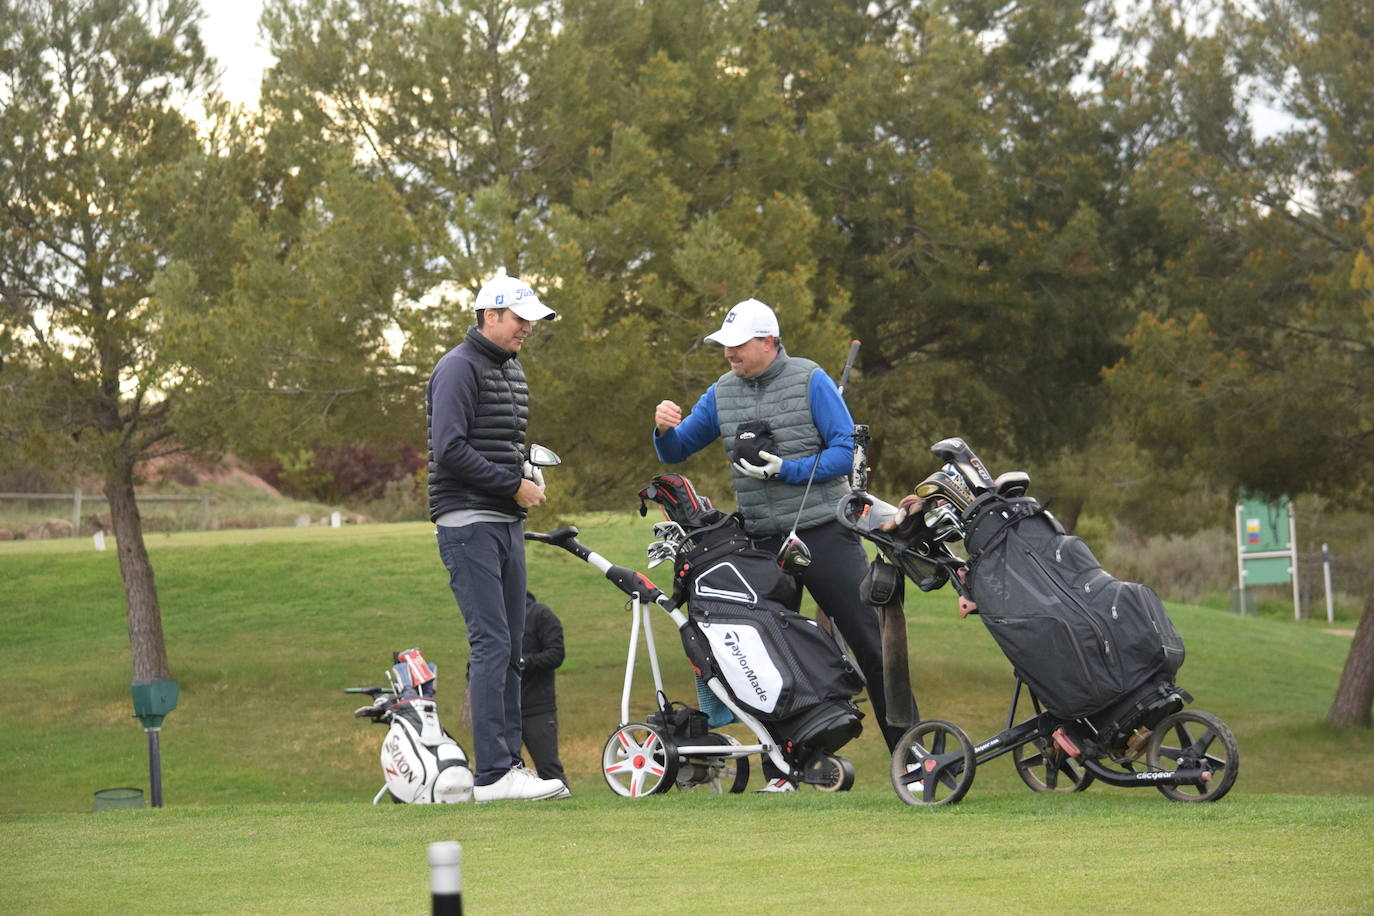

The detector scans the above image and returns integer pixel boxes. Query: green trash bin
[93,787,145,811]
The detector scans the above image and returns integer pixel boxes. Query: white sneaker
[473,765,566,803]
[551,781,572,799]
[755,778,797,793]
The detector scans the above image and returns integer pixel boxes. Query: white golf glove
[734,450,783,481]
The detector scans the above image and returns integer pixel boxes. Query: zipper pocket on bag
[1023,549,1122,682]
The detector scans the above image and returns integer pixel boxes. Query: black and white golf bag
[347,648,474,804]
[640,475,865,766]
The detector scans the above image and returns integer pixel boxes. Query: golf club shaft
[836,338,860,397]
[786,339,862,540]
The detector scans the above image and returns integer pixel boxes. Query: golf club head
[777,534,812,575]
[525,443,561,468]
[993,470,1030,497]
[914,467,975,513]
[523,444,559,485]
[923,504,965,542]
[929,437,995,492]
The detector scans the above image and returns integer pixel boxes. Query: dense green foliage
[4,2,1372,719]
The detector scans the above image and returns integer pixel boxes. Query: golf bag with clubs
[908,438,1188,745]
[840,435,1238,805]
[345,648,475,804]
[640,474,866,767]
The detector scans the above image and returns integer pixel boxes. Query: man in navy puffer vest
[428,271,565,803]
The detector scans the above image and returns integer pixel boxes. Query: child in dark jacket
[521,591,568,792]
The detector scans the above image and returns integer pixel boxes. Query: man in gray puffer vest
[652,298,907,791]
[428,272,565,804]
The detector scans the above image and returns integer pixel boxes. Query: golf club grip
[837,339,861,395]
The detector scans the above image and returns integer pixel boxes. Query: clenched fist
[654,400,683,434]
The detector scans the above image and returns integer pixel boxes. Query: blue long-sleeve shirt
[653,370,854,483]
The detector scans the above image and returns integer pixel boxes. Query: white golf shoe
[473,764,566,803]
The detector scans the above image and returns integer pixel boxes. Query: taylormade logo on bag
[700,621,783,714]
[724,630,769,703]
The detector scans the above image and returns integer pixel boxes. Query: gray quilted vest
[715,346,849,536]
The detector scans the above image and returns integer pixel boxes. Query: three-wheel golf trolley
[836,436,1240,807]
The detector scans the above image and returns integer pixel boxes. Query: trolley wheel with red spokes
[602,722,679,798]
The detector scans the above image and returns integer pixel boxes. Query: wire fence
[0,489,210,535]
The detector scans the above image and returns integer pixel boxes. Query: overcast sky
[196,0,1293,134]
[200,0,273,106]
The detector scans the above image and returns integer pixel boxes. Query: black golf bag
[639,475,865,765]
[961,491,1187,737]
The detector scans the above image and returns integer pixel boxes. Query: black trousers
[521,709,566,783]
[754,520,909,757]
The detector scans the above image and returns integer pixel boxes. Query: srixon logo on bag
[383,732,418,785]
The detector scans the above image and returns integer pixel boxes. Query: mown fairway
[3,517,1372,912]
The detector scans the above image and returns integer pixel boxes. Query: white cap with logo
[704,298,780,347]
[475,272,556,320]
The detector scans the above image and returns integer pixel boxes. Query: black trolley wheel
[806,754,856,792]
[1146,709,1239,802]
[1011,736,1094,793]
[891,719,977,806]
[694,733,750,794]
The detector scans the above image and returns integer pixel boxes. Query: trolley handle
[837,490,977,612]
[526,527,677,611]
[604,564,669,607]
[524,526,591,561]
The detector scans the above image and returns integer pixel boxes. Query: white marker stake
[428,841,462,915]
[92,531,106,551]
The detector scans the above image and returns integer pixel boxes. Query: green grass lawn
[3,516,1372,912]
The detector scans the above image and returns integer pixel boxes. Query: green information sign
[1234,492,1300,618]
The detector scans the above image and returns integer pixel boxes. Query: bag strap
[964,497,1045,598]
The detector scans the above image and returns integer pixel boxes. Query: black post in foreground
[429,841,463,916]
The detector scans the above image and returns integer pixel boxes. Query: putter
[778,339,861,574]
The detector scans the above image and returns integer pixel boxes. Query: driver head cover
[915,467,974,513]
[476,271,556,320]
[705,298,779,346]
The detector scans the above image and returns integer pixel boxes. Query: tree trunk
[1326,586,1374,727]
[106,464,172,681]
[1052,496,1083,535]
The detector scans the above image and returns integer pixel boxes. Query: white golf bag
[347,648,474,804]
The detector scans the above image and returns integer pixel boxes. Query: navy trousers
[437,521,527,786]
[754,519,907,753]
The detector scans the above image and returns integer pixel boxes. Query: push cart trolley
[526,515,858,798]
[836,437,1239,807]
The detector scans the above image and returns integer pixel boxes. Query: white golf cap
[704,298,779,346]
[475,273,556,320]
